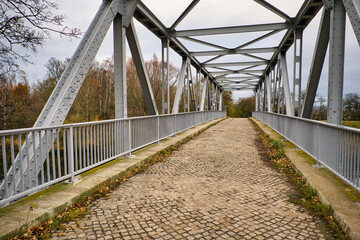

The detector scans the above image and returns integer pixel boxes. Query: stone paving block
[51,119,334,240]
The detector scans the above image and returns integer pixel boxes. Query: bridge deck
[52,118,332,240]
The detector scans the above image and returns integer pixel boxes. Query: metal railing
[253,111,360,192]
[0,111,225,206]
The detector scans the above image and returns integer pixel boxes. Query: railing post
[316,123,322,167]
[67,127,75,183]
[174,114,177,135]
[157,116,160,144]
[128,119,132,156]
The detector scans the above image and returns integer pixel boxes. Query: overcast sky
[18,0,360,101]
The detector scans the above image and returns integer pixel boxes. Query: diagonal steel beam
[237,30,282,49]
[209,70,265,75]
[134,2,222,90]
[280,53,294,116]
[205,61,268,67]
[172,58,189,113]
[200,30,279,65]
[126,20,159,115]
[190,47,278,56]
[256,0,323,90]
[171,22,292,37]
[253,0,292,22]
[170,0,200,31]
[200,76,209,111]
[301,9,330,118]
[179,36,229,50]
[342,0,360,46]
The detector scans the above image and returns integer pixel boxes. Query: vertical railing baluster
[51,130,56,180]
[10,135,16,194]
[45,131,51,183]
[68,127,75,183]
[18,134,24,192]
[74,128,78,172]
[32,133,38,187]
[56,130,61,177]
[97,125,100,163]
[85,126,89,167]
[99,125,104,161]
[39,132,45,185]
[2,136,8,199]
[129,119,132,155]
[63,129,68,176]
[25,134,31,189]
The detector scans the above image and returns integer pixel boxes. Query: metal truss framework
[1,0,360,203]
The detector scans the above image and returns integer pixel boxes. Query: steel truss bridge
[0,0,360,206]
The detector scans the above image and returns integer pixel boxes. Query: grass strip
[249,118,350,240]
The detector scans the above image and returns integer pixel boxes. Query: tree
[222,91,234,116]
[0,0,81,75]
[127,55,178,116]
[313,94,327,120]
[231,96,255,118]
[0,72,33,129]
[343,93,360,120]
[44,57,69,81]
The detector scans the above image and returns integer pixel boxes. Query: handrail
[0,111,226,206]
[253,111,360,192]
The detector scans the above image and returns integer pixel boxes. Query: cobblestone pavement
[52,118,333,240]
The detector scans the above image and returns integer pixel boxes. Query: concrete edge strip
[0,117,226,240]
[250,117,360,240]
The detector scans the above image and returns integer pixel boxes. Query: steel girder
[301,8,330,118]
[172,58,189,114]
[253,0,292,22]
[342,0,360,46]
[327,0,346,125]
[171,22,292,37]
[280,53,294,116]
[114,14,127,119]
[161,39,170,114]
[126,20,159,115]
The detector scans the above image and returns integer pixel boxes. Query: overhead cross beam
[190,47,278,57]
[171,22,292,37]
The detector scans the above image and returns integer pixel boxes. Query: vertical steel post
[219,91,223,111]
[280,53,294,116]
[214,85,218,111]
[161,38,170,114]
[200,76,208,111]
[67,127,75,183]
[328,0,346,125]
[114,14,127,119]
[196,69,200,111]
[265,73,272,112]
[293,28,303,116]
[255,90,259,111]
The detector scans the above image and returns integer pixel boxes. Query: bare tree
[0,0,81,75]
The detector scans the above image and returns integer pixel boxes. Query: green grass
[342,121,360,129]
[249,118,350,240]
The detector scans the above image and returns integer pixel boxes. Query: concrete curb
[251,117,360,240]
[0,117,226,240]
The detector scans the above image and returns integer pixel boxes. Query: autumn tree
[127,55,178,116]
[343,93,360,120]
[0,0,81,75]
[231,96,255,118]
[0,72,32,129]
[222,91,234,116]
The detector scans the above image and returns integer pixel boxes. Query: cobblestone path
[53,118,332,240]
